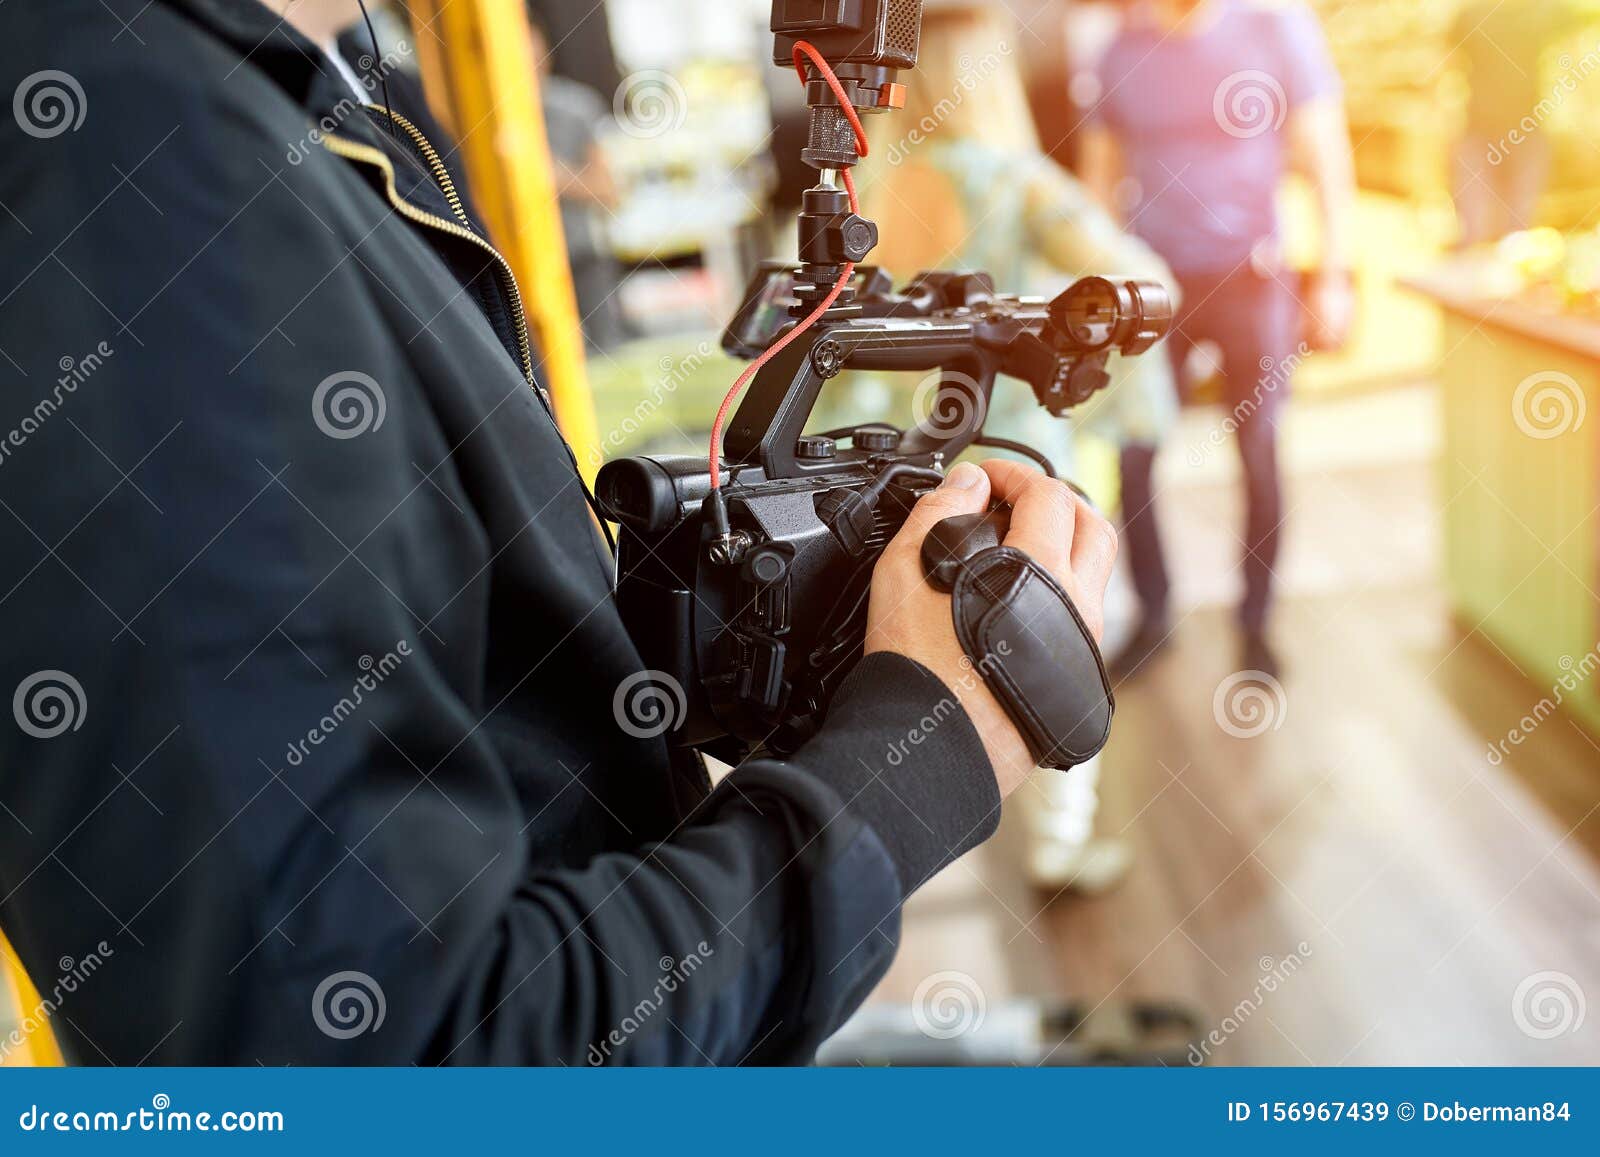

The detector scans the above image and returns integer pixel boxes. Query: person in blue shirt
[1082,0,1358,678]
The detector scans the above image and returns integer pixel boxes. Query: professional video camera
[596,0,1174,768]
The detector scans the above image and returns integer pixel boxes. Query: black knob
[841,216,879,262]
[853,427,901,453]
[745,547,790,588]
[796,435,837,461]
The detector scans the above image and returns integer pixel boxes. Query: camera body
[596,266,1170,765]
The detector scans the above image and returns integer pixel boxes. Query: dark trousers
[1120,269,1298,634]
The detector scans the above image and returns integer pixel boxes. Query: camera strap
[948,547,1115,772]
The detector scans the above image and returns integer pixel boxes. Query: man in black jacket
[0,0,1119,1064]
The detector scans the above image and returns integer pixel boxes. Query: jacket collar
[142,1,462,226]
[155,0,315,55]
[146,0,354,117]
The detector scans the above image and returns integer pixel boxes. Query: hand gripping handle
[923,512,1115,771]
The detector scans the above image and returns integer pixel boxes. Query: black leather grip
[950,547,1114,771]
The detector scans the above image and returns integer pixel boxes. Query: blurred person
[1453,0,1581,247]
[1082,0,1357,679]
[0,0,1120,1065]
[861,1,1182,893]
[528,9,630,351]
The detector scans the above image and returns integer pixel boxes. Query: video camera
[596,0,1173,766]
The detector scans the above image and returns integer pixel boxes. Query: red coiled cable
[707,42,871,492]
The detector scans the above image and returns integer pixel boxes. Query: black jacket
[0,0,999,1065]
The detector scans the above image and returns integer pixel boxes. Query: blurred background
[7,0,1600,1065]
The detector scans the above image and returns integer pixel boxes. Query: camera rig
[595,0,1173,766]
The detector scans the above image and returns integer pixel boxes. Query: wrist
[787,652,1003,897]
[951,675,1037,796]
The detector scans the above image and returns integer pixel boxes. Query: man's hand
[864,460,1119,797]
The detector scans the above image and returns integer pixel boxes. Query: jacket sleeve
[0,52,1001,1066]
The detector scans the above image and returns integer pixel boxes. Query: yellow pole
[408,0,604,478]
[1,930,63,1067]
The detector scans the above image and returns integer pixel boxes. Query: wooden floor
[868,384,1600,1066]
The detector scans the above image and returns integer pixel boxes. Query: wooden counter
[1404,263,1600,736]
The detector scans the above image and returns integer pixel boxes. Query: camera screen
[732,271,802,351]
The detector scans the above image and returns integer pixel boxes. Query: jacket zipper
[320,124,539,391]
[379,109,473,227]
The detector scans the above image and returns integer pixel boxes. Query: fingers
[881,458,1118,597]
[980,460,1119,590]
[981,460,1076,575]
[1069,499,1119,593]
[884,461,991,564]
